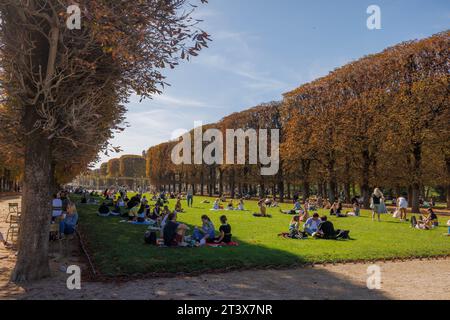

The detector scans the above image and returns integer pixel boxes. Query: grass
[76,194,450,277]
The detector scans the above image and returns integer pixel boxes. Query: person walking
[186,185,194,208]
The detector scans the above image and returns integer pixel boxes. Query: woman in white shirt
[397,195,408,221]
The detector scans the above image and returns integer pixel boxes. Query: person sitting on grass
[128,202,141,221]
[347,201,361,217]
[215,215,232,244]
[287,215,308,239]
[237,198,245,211]
[313,216,350,240]
[212,198,223,210]
[136,204,147,223]
[174,198,184,213]
[280,199,303,215]
[161,205,171,217]
[420,208,439,228]
[329,200,342,216]
[227,200,235,211]
[254,199,271,218]
[411,215,430,230]
[303,213,322,236]
[271,197,279,207]
[98,202,111,217]
[59,203,79,239]
[127,194,140,209]
[412,209,439,230]
[163,213,189,247]
[193,215,216,245]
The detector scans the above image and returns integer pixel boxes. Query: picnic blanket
[119,220,155,226]
[206,241,239,247]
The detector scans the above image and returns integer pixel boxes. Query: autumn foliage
[100,32,449,211]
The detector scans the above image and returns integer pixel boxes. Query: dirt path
[1,196,449,300]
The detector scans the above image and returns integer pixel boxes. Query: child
[215,215,232,244]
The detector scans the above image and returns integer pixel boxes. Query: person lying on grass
[163,213,189,247]
[215,215,232,244]
[193,215,216,245]
[312,216,350,240]
[254,199,272,217]
[280,199,303,215]
[303,213,322,236]
[98,202,111,217]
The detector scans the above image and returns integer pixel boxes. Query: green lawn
[76,195,450,277]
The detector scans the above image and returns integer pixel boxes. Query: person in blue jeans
[186,186,194,208]
[303,213,322,236]
[59,203,79,238]
[193,215,215,245]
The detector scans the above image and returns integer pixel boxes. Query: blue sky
[98,0,449,165]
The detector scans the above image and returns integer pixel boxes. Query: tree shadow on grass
[0,201,393,300]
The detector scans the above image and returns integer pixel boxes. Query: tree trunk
[446,158,450,209]
[278,180,284,203]
[302,181,310,202]
[411,142,422,213]
[344,183,351,203]
[361,149,371,209]
[11,108,53,282]
[411,182,420,214]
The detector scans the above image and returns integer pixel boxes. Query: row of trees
[0,0,209,281]
[137,31,449,212]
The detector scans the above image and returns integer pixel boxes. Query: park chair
[6,214,20,245]
[5,203,20,223]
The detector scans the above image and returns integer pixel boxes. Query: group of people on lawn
[94,187,448,246]
[163,213,232,247]
[95,191,233,247]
